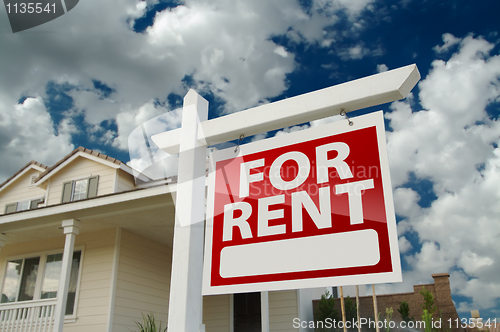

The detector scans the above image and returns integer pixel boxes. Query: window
[16,200,30,212]
[4,197,44,214]
[61,176,99,203]
[0,250,82,316]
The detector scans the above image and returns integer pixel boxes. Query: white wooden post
[261,291,270,332]
[356,285,361,332]
[54,219,81,332]
[167,90,208,332]
[340,286,347,332]
[372,284,380,332]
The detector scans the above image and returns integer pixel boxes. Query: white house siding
[64,228,116,332]
[0,168,46,215]
[112,230,171,332]
[115,169,136,192]
[46,157,116,206]
[0,228,115,332]
[203,294,230,332]
[269,290,299,331]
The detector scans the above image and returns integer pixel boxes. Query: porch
[0,185,176,332]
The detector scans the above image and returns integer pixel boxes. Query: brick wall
[313,273,464,331]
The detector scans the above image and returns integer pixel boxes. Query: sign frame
[203,110,402,295]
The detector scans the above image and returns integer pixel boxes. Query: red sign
[203,111,401,295]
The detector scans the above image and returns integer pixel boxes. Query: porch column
[261,291,270,332]
[54,219,81,332]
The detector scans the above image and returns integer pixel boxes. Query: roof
[35,146,124,184]
[1,146,154,193]
[0,160,48,191]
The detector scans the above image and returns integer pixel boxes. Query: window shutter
[5,203,17,214]
[61,181,74,203]
[30,199,42,210]
[87,176,99,198]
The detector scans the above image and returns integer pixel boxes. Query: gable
[46,156,117,206]
[0,168,47,215]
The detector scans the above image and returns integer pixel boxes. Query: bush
[135,313,167,332]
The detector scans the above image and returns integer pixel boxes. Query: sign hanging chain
[340,109,354,126]
[234,134,245,153]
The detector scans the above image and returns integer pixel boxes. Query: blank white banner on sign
[220,229,380,278]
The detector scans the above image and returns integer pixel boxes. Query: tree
[398,301,414,322]
[421,309,435,332]
[314,291,340,332]
[344,296,358,323]
[420,286,436,316]
[385,307,394,332]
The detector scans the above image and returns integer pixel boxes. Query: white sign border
[202,110,402,295]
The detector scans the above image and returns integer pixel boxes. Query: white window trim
[0,245,85,322]
[69,245,85,323]
[70,175,94,183]
[71,178,89,202]
[44,179,51,207]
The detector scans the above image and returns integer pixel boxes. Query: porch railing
[0,299,57,332]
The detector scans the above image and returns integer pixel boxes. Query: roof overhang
[36,151,122,186]
[0,184,178,246]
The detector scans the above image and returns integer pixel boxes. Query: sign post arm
[167,90,208,332]
[152,64,420,153]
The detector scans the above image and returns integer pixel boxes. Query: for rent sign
[202,111,401,295]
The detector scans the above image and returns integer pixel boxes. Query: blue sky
[1,0,499,320]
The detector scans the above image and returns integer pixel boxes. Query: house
[0,147,327,332]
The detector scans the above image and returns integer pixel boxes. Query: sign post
[166,91,208,332]
[152,64,420,332]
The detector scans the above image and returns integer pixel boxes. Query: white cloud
[313,0,376,19]
[0,96,74,180]
[393,187,420,218]
[0,0,382,182]
[250,133,268,143]
[113,102,182,150]
[377,64,389,72]
[336,42,384,61]
[338,43,371,60]
[434,33,461,53]
[275,124,311,137]
[274,46,289,58]
[398,236,412,254]
[383,34,500,312]
[348,44,367,59]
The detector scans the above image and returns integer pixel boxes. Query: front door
[234,292,261,332]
